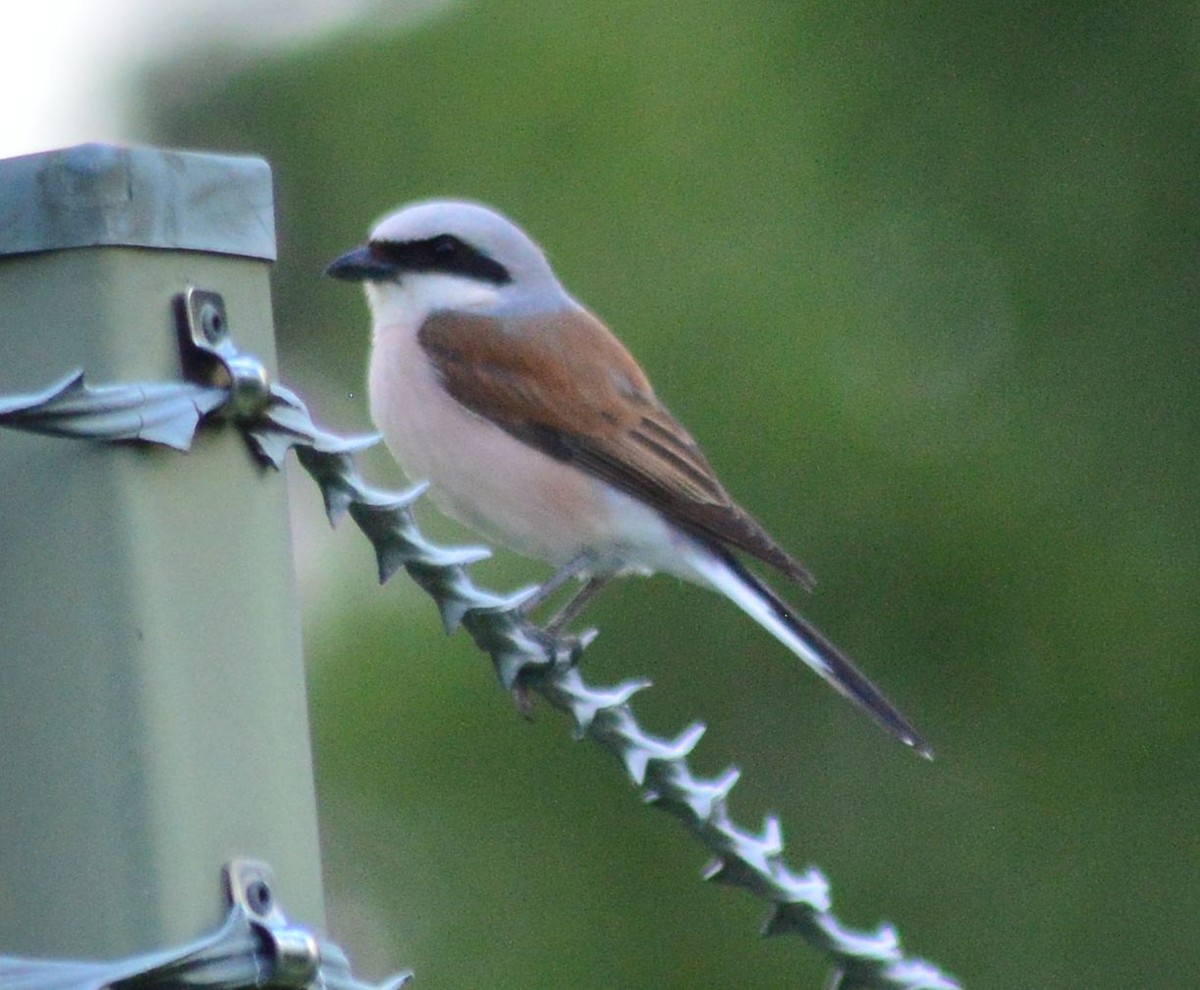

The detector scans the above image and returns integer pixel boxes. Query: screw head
[199,302,226,343]
[245,878,273,915]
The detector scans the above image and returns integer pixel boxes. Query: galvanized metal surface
[0,143,275,260]
[0,861,411,990]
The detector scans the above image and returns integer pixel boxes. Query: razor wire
[0,324,960,990]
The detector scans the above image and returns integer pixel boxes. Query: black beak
[324,245,398,282]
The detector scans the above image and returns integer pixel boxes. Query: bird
[326,199,930,758]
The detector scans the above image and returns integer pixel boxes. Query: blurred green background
[135,2,1198,987]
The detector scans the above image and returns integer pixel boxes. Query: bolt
[199,302,226,343]
[245,878,273,915]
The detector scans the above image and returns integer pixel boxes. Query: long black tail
[708,550,932,758]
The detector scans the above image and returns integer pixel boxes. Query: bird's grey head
[326,199,568,318]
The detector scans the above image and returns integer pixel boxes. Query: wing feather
[418,308,814,587]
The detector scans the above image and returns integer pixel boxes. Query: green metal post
[0,144,325,959]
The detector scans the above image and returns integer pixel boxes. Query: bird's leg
[544,575,610,637]
[512,558,605,718]
[516,551,592,618]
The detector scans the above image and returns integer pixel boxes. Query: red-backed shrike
[327,200,929,757]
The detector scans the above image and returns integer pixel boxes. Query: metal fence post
[0,144,325,959]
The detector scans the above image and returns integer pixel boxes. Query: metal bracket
[0,288,377,463]
[175,287,271,420]
[0,859,413,990]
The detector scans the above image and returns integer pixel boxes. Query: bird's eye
[431,235,459,256]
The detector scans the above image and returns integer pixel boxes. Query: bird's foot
[515,552,592,619]
[543,577,609,637]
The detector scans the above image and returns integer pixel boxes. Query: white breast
[366,308,684,575]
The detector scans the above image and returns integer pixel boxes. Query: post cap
[0,143,276,261]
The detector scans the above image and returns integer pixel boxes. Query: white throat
[365,273,503,333]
